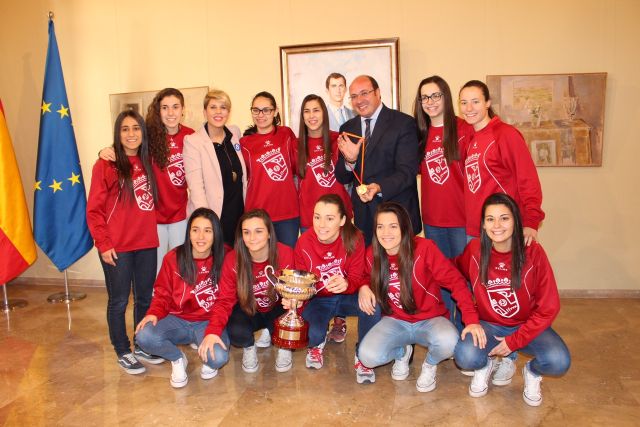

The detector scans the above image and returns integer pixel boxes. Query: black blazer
[336,104,421,244]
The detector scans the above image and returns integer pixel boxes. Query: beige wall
[1,0,639,290]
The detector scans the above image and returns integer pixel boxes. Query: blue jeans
[227,303,285,348]
[100,248,157,356]
[302,293,381,348]
[454,320,571,376]
[358,316,459,368]
[273,217,300,248]
[424,224,467,332]
[136,314,230,369]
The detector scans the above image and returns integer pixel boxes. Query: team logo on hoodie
[465,153,481,193]
[311,158,336,187]
[167,151,185,186]
[133,169,154,211]
[425,147,449,185]
[486,277,519,318]
[258,148,288,181]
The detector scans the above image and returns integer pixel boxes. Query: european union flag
[34,18,92,271]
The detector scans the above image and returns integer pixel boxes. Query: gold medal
[356,184,368,195]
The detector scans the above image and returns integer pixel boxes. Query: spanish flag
[0,100,37,283]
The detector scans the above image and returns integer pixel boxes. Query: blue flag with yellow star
[34,18,92,271]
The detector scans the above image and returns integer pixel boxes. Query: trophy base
[272,318,309,349]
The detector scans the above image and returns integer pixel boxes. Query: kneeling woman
[357,202,483,393]
[291,194,381,384]
[135,208,234,388]
[453,193,570,406]
[220,209,295,373]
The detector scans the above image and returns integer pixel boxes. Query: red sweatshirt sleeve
[86,160,115,253]
[145,252,176,320]
[205,252,238,336]
[497,125,545,230]
[424,240,479,326]
[344,236,366,293]
[505,243,560,350]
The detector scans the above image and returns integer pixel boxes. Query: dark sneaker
[134,346,165,365]
[328,317,347,343]
[118,352,146,375]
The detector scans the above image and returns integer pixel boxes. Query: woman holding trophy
[286,194,381,384]
[220,209,295,373]
[357,202,484,393]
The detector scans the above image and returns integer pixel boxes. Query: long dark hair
[370,202,417,315]
[145,88,184,169]
[176,208,225,286]
[297,94,332,179]
[413,76,459,162]
[112,110,157,203]
[243,91,282,136]
[480,193,526,291]
[234,209,279,316]
[460,80,496,118]
[315,194,361,255]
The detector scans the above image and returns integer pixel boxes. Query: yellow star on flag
[57,104,69,119]
[41,101,51,115]
[34,180,42,191]
[68,172,81,186]
[49,179,63,193]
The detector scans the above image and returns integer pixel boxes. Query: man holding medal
[335,75,422,245]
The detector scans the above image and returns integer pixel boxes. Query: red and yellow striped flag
[0,100,37,283]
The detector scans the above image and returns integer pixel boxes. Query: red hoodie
[463,116,544,236]
[366,236,479,324]
[454,239,560,350]
[294,228,366,297]
[87,156,158,253]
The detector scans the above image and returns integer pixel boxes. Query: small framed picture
[531,139,557,166]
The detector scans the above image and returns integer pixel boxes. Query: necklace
[208,125,238,183]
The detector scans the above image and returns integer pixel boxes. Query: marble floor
[0,283,639,426]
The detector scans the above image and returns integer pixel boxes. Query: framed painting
[486,73,607,167]
[109,86,209,132]
[280,38,399,135]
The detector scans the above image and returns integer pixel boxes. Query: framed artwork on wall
[486,73,607,167]
[109,86,209,132]
[280,38,399,135]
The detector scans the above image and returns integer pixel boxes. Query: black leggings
[227,303,285,348]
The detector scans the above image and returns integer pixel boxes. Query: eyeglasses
[418,92,443,104]
[250,107,275,116]
[348,89,376,101]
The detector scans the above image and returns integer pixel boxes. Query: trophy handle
[264,265,277,287]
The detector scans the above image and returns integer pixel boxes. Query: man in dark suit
[335,75,421,245]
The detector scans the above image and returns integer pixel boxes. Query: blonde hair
[203,89,231,110]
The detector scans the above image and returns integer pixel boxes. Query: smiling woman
[87,109,159,376]
[183,90,248,248]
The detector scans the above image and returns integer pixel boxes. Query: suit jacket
[328,104,355,132]
[335,104,421,243]
[183,124,248,217]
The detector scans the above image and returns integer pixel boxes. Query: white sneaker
[391,345,413,381]
[275,348,292,372]
[492,357,516,386]
[200,364,218,380]
[170,351,188,388]
[416,361,437,392]
[469,357,495,398]
[189,342,198,350]
[460,369,474,377]
[256,329,271,348]
[242,345,259,373]
[522,362,543,406]
[355,356,375,384]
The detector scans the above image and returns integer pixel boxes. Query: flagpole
[1,284,28,313]
[47,270,86,304]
